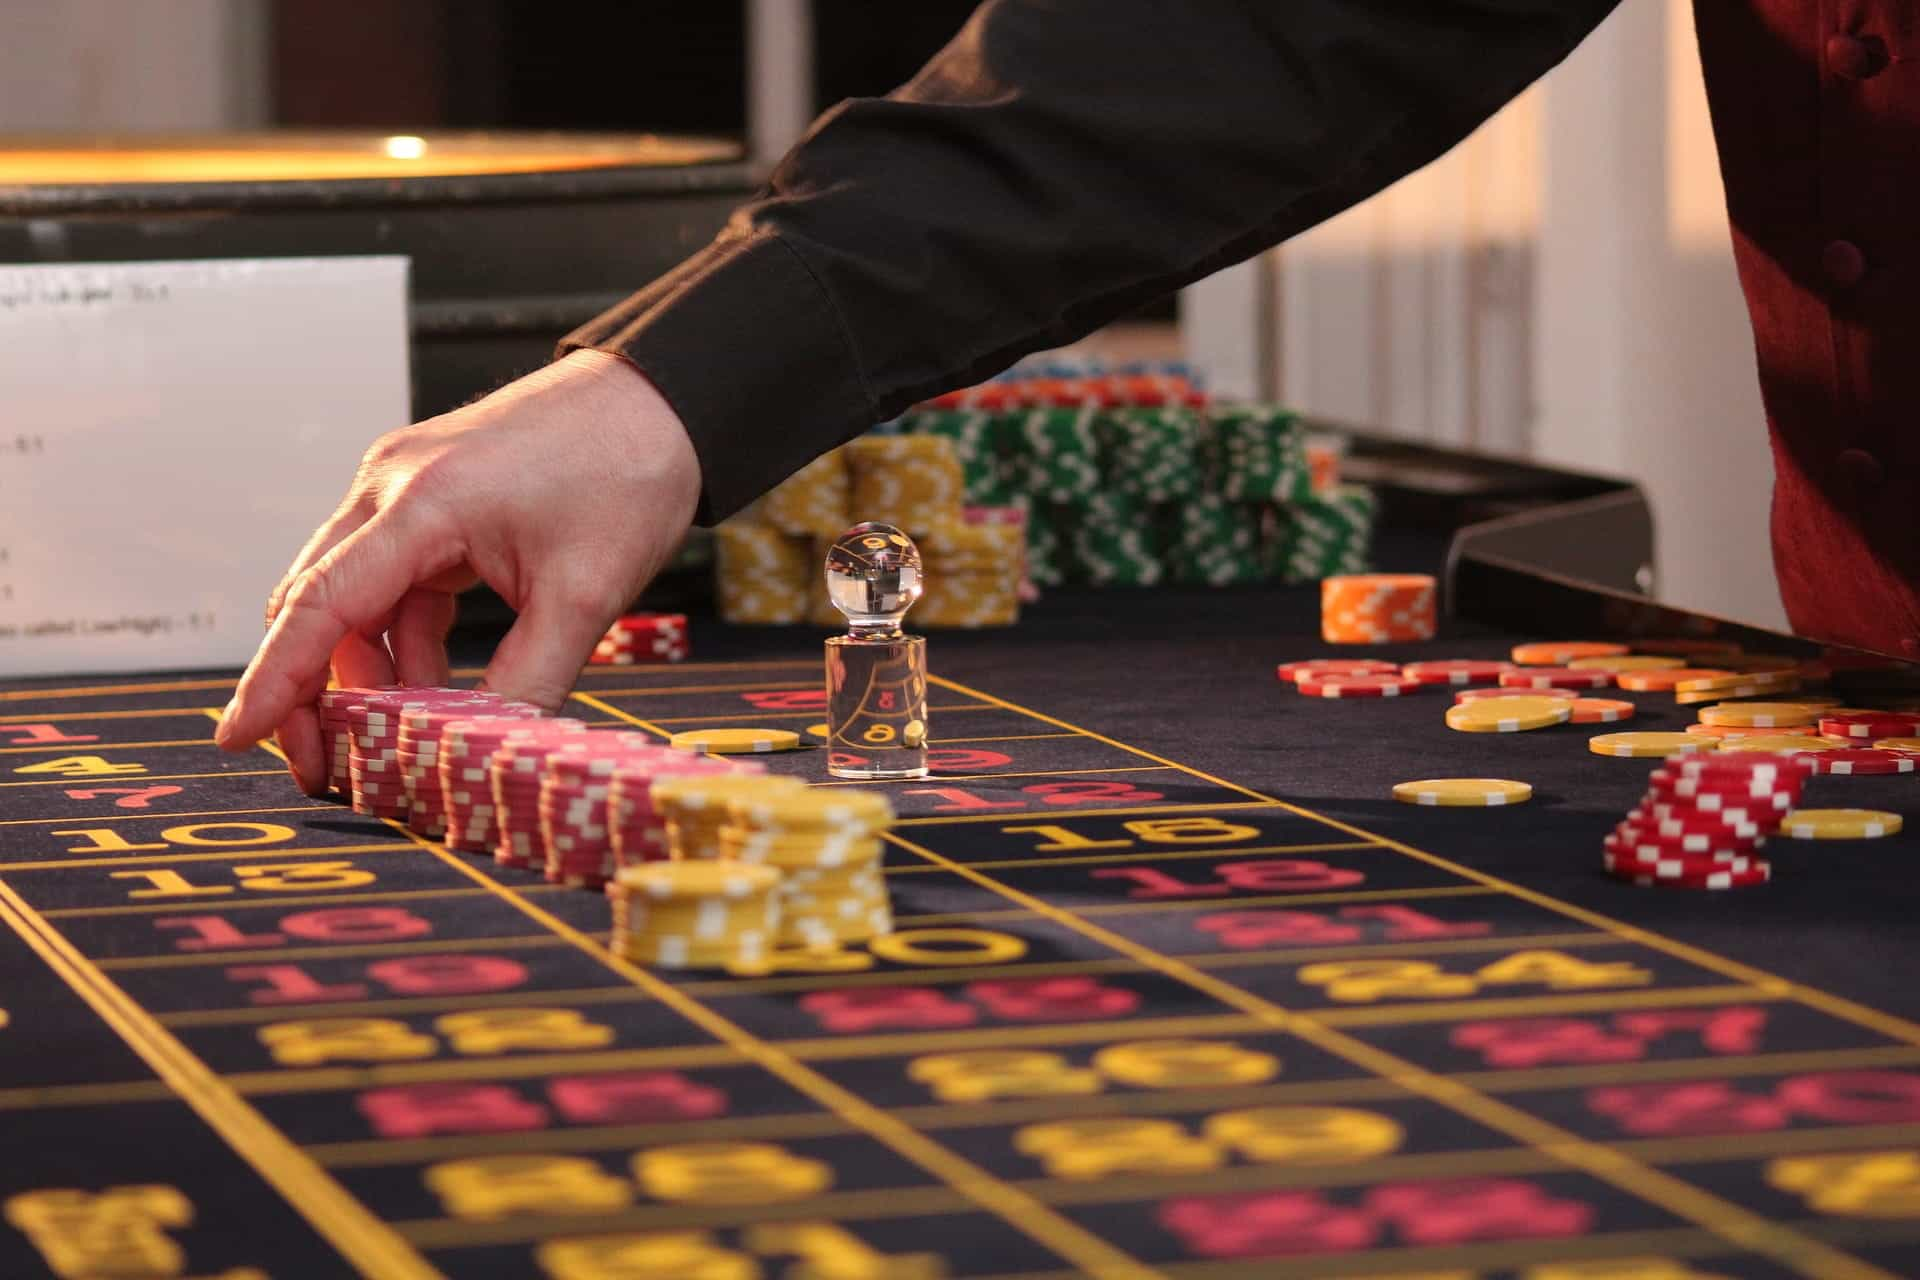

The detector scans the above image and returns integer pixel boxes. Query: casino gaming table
[4,442,1920,1279]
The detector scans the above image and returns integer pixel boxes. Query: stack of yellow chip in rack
[606,860,784,971]
[713,523,813,624]
[914,518,1024,628]
[713,433,1022,628]
[719,789,896,950]
[651,774,808,862]
[1321,573,1436,644]
[759,448,851,538]
[844,435,965,537]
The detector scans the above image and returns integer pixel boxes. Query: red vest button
[1834,447,1885,501]
[1827,33,1889,81]
[1823,239,1867,287]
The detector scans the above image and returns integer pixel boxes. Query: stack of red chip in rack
[490,723,607,869]
[538,732,677,888]
[590,612,689,665]
[397,696,544,836]
[438,715,586,853]
[319,686,537,819]
[1605,751,1814,889]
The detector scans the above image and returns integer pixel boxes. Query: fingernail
[214,698,238,746]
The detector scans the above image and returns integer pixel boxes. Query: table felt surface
[1,579,1918,1279]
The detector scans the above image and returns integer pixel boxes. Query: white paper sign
[0,256,410,678]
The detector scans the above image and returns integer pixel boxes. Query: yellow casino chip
[1724,735,1832,753]
[1588,732,1715,758]
[1444,697,1572,734]
[1779,809,1904,840]
[1392,778,1533,807]
[670,727,803,755]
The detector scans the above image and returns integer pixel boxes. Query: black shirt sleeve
[561,0,1622,524]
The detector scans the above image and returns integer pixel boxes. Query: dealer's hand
[213,350,701,794]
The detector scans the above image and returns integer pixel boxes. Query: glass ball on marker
[825,521,922,637]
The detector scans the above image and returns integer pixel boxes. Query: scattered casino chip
[1276,658,1400,684]
[1498,668,1614,691]
[1675,681,1801,706]
[1720,734,1834,753]
[1604,851,1772,889]
[1445,697,1574,733]
[1685,723,1791,739]
[1779,809,1904,840]
[1569,697,1635,724]
[589,612,690,665]
[1677,670,1801,695]
[1804,748,1917,776]
[1819,711,1920,740]
[669,728,804,755]
[1455,686,1578,703]
[1320,574,1437,645]
[1614,668,1737,692]
[1699,702,1819,729]
[1400,659,1514,686]
[1295,672,1423,698]
[1391,778,1533,807]
[1588,732,1715,759]
[1510,641,1628,666]
[1565,655,1684,672]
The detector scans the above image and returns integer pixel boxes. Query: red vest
[1693,2,1920,657]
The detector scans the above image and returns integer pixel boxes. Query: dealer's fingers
[217,506,446,751]
[273,702,329,797]
[481,586,613,713]
[389,587,458,688]
[265,497,371,626]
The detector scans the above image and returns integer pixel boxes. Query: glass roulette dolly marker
[824,521,930,780]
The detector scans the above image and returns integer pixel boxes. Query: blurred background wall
[0,0,1782,628]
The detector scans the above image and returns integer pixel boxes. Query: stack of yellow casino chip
[653,775,808,861]
[844,435,966,537]
[719,789,896,950]
[915,519,1024,628]
[713,523,812,624]
[759,447,852,538]
[606,860,784,970]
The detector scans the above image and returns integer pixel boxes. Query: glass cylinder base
[825,634,929,780]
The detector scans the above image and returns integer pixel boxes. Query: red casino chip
[1276,658,1401,684]
[1604,851,1772,888]
[1610,822,1764,859]
[1498,668,1613,690]
[1400,659,1514,686]
[1624,806,1765,840]
[1818,712,1920,740]
[1643,780,1797,816]
[1804,748,1918,776]
[1295,672,1424,698]
[1455,686,1578,703]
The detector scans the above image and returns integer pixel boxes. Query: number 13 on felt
[1299,951,1651,1002]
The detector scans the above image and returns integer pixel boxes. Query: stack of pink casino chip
[339,687,513,818]
[397,697,544,837]
[606,753,765,872]
[438,715,586,853]
[538,732,683,888]
[317,685,397,798]
[489,722,604,869]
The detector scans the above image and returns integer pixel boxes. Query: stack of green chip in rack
[1102,403,1204,504]
[1271,483,1377,582]
[1073,490,1163,586]
[1162,492,1264,586]
[883,361,1372,593]
[1211,404,1312,504]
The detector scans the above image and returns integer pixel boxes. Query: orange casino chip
[1320,574,1436,645]
[1569,698,1636,724]
[1510,641,1628,666]
[1614,668,1737,692]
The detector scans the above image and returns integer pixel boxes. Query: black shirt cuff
[558,231,872,526]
